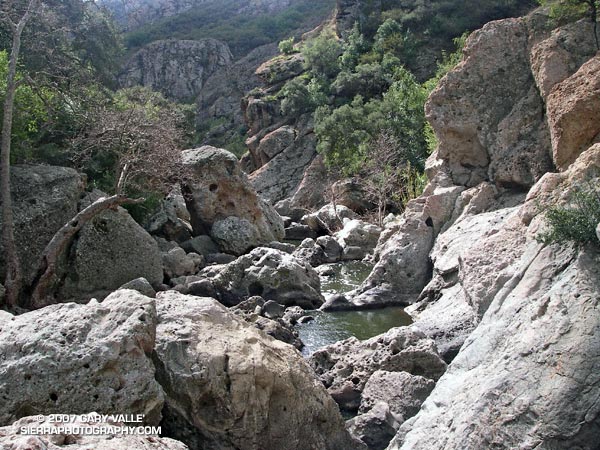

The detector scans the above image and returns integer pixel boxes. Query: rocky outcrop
[0,165,84,288]
[180,146,284,255]
[0,414,188,450]
[153,291,363,450]
[120,39,233,101]
[309,327,446,412]
[0,290,164,426]
[426,17,553,189]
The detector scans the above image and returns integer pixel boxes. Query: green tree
[302,30,343,78]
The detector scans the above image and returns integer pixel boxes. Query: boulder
[119,277,156,298]
[0,414,188,450]
[255,53,305,84]
[211,247,325,309]
[119,39,232,102]
[60,206,163,300]
[285,223,317,240]
[162,247,203,280]
[360,371,435,422]
[180,235,220,256]
[302,204,357,234]
[347,402,398,450]
[309,327,446,411]
[335,219,381,260]
[180,146,284,255]
[547,55,600,170]
[153,291,363,450]
[0,165,84,288]
[0,290,164,426]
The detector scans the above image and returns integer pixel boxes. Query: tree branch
[29,194,144,309]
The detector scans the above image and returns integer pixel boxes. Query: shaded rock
[262,299,285,319]
[332,178,374,213]
[145,189,193,243]
[547,55,600,170]
[153,291,363,450]
[251,315,303,350]
[274,199,310,222]
[264,240,296,254]
[162,247,203,280]
[0,284,5,307]
[285,223,317,240]
[205,253,237,265]
[360,371,435,422]
[316,235,344,262]
[292,239,326,267]
[347,402,398,450]
[287,153,332,210]
[211,247,324,309]
[0,290,164,426]
[180,235,220,256]
[0,414,188,450]
[60,207,163,300]
[119,277,156,298]
[309,327,446,412]
[181,146,284,255]
[119,39,232,101]
[0,165,84,288]
[597,222,600,242]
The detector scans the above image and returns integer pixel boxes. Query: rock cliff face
[338,11,600,449]
[120,39,233,101]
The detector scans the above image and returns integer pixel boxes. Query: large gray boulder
[60,206,163,300]
[309,327,446,412]
[120,39,232,101]
[211,247,325,309]
[0,290,164,426]
[0,414,188,449]
[153,291,363,450]
[0,165,84,287]
[180,146,284,255]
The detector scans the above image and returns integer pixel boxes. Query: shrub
[278,36,295,54]
[302,30,343,78]
[538,185,600,245]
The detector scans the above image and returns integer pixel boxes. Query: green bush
[538,185,600,245]
[278,37,295,55]
[302,30,343,78]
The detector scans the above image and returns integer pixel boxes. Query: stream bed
[297,261,413,356]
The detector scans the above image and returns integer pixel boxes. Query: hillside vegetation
[124,0,336,57]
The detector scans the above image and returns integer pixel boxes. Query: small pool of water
[296,260,413,356]
[297,307,413,356]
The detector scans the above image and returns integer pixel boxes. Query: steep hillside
[118,0,335,57]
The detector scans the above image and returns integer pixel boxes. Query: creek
[296,261,413,356]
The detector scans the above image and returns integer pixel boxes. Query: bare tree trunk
[29,195,143,309]
[1,0,40,307]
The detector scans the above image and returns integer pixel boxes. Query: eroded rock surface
[153,291,363,450]
[180,146,284,255]
[0,290,164,426]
